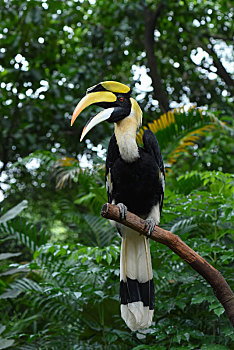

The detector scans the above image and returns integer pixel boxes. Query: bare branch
[101,203,234,326]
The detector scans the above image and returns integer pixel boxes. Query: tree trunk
[143,4,170,113]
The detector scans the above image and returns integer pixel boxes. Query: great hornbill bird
[71,81,165,331]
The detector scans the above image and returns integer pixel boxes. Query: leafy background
[0,0,233,349]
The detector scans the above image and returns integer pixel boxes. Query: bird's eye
[119,97,124,102]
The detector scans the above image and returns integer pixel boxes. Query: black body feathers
[106,129,165,217]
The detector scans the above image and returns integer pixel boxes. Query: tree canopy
[0,0,233,172]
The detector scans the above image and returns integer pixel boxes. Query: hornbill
[71,81,165,331]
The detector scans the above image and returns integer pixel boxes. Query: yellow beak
[71,91,117,126]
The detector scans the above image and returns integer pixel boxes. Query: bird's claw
[117,203,127,221]
[144,218,156,238]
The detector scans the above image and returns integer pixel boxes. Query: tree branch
[200,40,234,88]
[101,203,234,327]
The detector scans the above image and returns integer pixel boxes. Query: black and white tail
[120,226,154,331]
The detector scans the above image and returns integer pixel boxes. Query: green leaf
[0,252,21,260]
[0,326,6,336]
[74,193,95,205]
[73,292,82,299]
[55,247,67,257]
[0,289,22,299]
[0,338,15,350]
[213,307,225,317]
[106,252,112,265]
[106,333,118,343]
[94,290,104,298]
[191,294,206,304]
[201,345,230,350]
[0,200,28,223]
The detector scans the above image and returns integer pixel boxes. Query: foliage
[1,91,233,350]
[0,0,233,349]
[0,0,233,177]
[0,164,233,349]
[137,106,232,171]
[141,0,233,111]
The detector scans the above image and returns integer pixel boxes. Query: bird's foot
[144,218,156,238]
[117,203,127,221]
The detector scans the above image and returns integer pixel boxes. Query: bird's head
[71,81,142,141]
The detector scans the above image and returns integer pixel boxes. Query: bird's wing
[105,134,120,204]
[142,129,165,214]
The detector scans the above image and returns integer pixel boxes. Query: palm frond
[169,217,198,235]
[56,198,82,225]
[12,150,58,168]
[82,214,116,247]
[177,170,234,195]
[0,200,28,223]
[0,217,48,252]
[74,184,107,215]
[137,107,232,172]
[52,156,81,189]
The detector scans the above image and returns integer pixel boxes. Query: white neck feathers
[114,98,142,163]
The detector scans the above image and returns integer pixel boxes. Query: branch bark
[200,40,234,89]
[101,203,234,327]
[181,23,234,89]
[143,4,170,113]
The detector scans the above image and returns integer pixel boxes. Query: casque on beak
[71,91,117,141]
[71,81,131,141]
[71,91,117,125]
